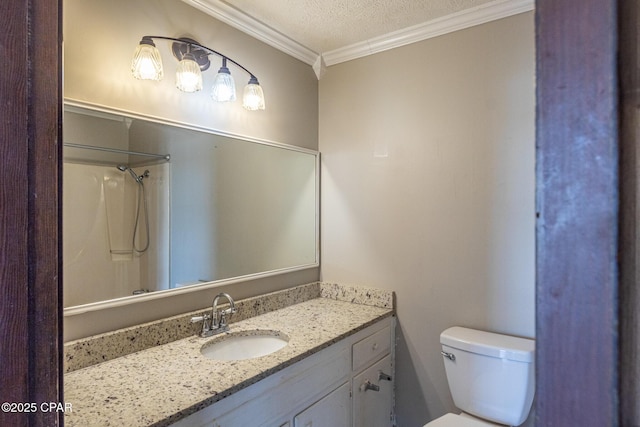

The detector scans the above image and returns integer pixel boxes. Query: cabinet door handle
[378,371,392,381]
[361,380,380,392]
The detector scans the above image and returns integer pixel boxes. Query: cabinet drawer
[352,325,390,372]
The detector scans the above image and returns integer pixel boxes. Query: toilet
[424,326,535,427]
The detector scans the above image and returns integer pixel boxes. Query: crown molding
[322,0,534,66]
[182,0,319,66]
[184,0,534,77]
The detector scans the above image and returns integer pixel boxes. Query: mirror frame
[63,98,320,316]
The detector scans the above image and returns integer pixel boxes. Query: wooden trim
[0,0,62,426]
[0,1,31,423]
[618,0,640,423]
[535,0,619,425]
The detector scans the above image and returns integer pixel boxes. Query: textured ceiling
[222,0,496,53]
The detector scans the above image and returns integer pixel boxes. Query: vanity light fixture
[211,58,236,103]
[131,36,265,110]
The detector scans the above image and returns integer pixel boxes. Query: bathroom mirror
[63,102,319,313]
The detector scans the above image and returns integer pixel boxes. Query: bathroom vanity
[64,283,395,427]
[174,315,394,427]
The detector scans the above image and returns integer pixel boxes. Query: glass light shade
[131,42,163,81]
[211,66,236,102]
[242,77,265,110]
[175,54,203,92]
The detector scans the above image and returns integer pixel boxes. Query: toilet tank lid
[440,327,535,363]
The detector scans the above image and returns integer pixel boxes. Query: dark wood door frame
[536,0,625,425]
[0,0,635,426]
[618,0,640,424]
[0,0,62,426]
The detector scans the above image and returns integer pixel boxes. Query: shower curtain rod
[64,142,170,161]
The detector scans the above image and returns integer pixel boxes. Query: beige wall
[63,0,319,340]
[319,12,535,426]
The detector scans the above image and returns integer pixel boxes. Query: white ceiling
[184,0,533,73]
[221,0,497,53]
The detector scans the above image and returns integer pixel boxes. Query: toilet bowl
[425,412,504,427]
[423,327,535,427]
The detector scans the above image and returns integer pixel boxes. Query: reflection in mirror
[63,102,318,312]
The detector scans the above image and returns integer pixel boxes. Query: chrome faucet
[191,292,237,337]
[212,292,236,330]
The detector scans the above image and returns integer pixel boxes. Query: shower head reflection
[114,164,151,253]
[116,164,149,183]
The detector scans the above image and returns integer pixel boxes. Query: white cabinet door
[294,382,351,427]
[353,355,393,427]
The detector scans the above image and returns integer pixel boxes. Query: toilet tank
[440,327,535,426]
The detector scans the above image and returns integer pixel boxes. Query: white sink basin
[200,330,289,361]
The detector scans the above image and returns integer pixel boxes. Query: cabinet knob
[361,380,380,392]
[378,371,392,381]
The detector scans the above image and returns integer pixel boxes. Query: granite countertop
[64,295,393,427]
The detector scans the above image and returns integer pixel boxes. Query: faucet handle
[190,315,206,323]
[190,313,212,336]
[220,309,237,326]
[221,306,237,316]
[191,313,211,323]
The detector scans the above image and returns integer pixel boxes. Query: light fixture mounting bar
[142,35,258,79]
[170,37,211,71]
